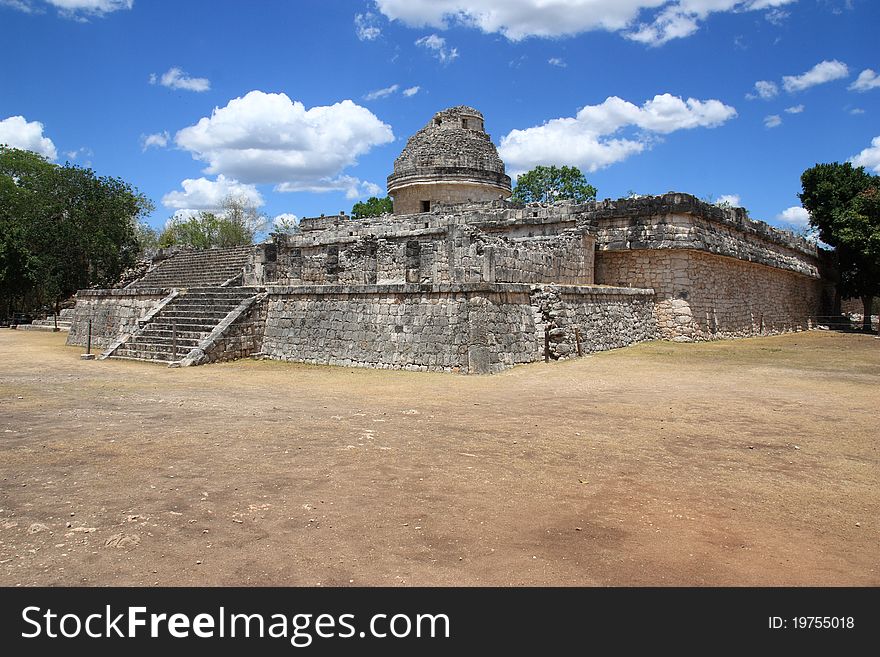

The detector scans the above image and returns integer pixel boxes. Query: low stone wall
[531,285,657,360]
[596,249,821,341]
[66,289,166,348]
[260,282,656,374]
[261,283,536,374]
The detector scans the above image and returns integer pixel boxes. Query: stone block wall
[259,282,657,374]
[266,222,593,288]
[66,289,166,348]
[194,295,268,365]
[530,285,657,360]
[596,249,821,341]
[260,284,539,374]
[591,212,819,277]
[474,232,594,284]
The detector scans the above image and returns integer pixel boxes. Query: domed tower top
[387,106,512,215]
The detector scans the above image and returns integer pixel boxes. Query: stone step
[130,247,253,289]
[116,342,190,357]
[145,320,224,332]
[111,351,177,363]
[154,310,236,321]
[127,336,201,348]
[109,355,170,364]
[168,298,250,307]
[135,328,208,341]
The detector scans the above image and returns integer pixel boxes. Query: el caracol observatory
[386,105,512,215]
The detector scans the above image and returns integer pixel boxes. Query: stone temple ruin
[66,105,827,373]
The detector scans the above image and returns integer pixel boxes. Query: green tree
[511,165,597,204]
[158,195,266,249]
[351,196,392,219]
[0,146,153,318]
[134,221,159,256]
[799,162,880,331]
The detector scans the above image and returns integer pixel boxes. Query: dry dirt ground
[0,329,877,586]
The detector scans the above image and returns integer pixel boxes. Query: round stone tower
[387,106,512,215]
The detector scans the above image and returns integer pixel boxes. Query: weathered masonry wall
[260,283,656,374]
[66,289,165,348]
[592,212,819,277]
[531,285,657,360]
[260,223,594,288]
[582,193,819,275]
[187,294,268,366]
[261,284,536,374]
[596,250,821,341]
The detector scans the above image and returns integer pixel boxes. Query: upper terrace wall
[252,208,594,287]
[271,193,818,283]
[586,195,819,278]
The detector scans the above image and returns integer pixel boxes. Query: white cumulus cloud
[784,104,804,114]
[276,176,382,200]
[498,93,737,174]
[402,86,420,97]
[150,67,211,92]
[364,84,399,101]
[5,1,134,19]
[355,12,382,40]
[776,206,810,226]
[0,115,57,159]
[174,91,394,198]
[161,175,264,211]
[375,0,797,45]
[548,57,567,68]
[141,130,169,151]
[849,69,880,92]
[764,114,782,128]
[746,80,779,100]
[782,59,849,93]
[716,194,741,207]
[850,136,880,173]
[415,34,458,63]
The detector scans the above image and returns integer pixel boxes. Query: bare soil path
[1,330,877,586]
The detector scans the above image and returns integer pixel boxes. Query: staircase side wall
[196,297,268,365]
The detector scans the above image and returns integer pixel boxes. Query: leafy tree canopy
[799,162,880,330]
[158,195,267,249]
[0,146,153,317]
[511,165,597,204]
[351,196,392,219]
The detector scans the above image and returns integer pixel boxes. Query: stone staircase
[17,307,74,332]
[127,246,253,289]
[108,287,257,363]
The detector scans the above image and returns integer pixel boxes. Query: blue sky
[1,0,877,234]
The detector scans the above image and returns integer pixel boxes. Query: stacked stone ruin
[66,106,827,373]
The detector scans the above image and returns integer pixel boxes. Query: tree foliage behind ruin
[0,146,154,317]
[511,165,597,204]
[158,196,267,249]
[799,162,880,330]
[351,196,392,219]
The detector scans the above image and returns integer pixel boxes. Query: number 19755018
[769,616,854,630]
